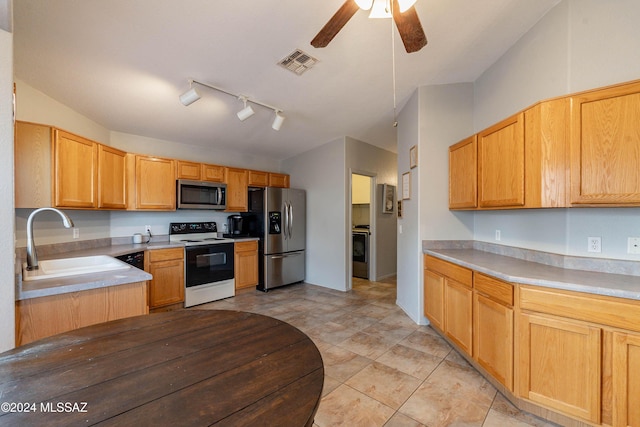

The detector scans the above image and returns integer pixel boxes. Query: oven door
[185,243,234,288]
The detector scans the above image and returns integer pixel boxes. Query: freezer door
[262,250,305,290]
[286,189,306,253]
[264,187,285,254]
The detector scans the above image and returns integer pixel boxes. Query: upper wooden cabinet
[450,97,569,210]
[569,80,640,206]
[478,112,525,208]
[269,173,290,188]
[177,161,225,183]
[248,170,269,187]
[53,129,98,208]
[15,121,54,208]
[202,163,225,182]
[225,167,248,212]
[98,145,127,209]
[129,155,176,210]
[176,160,201,180]
[15,121,126,210]
[449,135,477,209]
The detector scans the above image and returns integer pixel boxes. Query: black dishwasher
[115,251,144,270]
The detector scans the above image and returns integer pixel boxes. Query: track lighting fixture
[236,96,255,121]
[179,79,284,130]
[272,111,285,131]
[179,82,201,106]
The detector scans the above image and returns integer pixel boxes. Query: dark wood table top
[0,310,324,426]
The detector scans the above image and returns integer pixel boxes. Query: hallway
[198,278,556,426]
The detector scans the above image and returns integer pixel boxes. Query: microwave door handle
[216,187,222,205]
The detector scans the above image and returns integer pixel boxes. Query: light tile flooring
[197,277,558,427]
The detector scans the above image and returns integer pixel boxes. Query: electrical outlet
[73,228,79,239]
[628,237,640,254]
[495,230,501,241]
[588,236,601,253]
[145,225,151,234]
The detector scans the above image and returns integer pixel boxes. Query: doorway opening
[350,172,374,288]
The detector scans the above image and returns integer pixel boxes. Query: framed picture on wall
[397,200,402,218]
[402,172,411,200]
[382,184,395,214]
[409,145,418,169]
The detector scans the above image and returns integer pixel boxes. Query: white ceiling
[13,0,560,161]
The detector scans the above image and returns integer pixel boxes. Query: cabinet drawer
[520,285,640,333]
[424,255,472,287]
[475,273,513,306]
[148,248,184,263]
[235,240,258,252]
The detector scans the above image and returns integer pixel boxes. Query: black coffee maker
[226,215,244,236]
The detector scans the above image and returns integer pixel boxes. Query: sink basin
[22,255,130,281]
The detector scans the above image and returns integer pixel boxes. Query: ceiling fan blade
[392,0,427,53]
[311,0,360,48]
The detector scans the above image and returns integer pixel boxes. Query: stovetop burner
[169,222,233,246]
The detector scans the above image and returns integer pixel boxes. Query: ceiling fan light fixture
[179,86,201,106]
[369,0,391,18]
[355,0,374,10]
[397,0,417,13]
[272,110,285,131]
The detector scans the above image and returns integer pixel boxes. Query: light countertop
[424,248,640,300]
[15,237,259,301]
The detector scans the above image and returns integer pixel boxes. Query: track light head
[237,97,255,121]
[272,110,285,131]
[179,85,201,106]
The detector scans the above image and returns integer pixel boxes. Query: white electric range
[169,222,235,307]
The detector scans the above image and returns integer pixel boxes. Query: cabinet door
[248,170,269,187]
[54,130,98,208]
[135,156,176,210]
[14,121,53,208]
[148,258,184,308]
[478,112,525,208]
[269,173,290,188]
[202,164,225,182]
[570,81,640,205]
[235,241,259,290]
[449,135,477,209]
[445,279,473,356]
[98,145,127,209]
[612,331,640,427]
[473,293,513,390]
[225,167,248,212]
[518,313,601,424]
[424,269,445,332]
[176,160,201,180]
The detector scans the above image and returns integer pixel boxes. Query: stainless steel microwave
[176,179,227,210]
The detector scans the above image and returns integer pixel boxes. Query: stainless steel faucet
[26,207,74,271]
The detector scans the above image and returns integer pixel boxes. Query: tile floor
[197,277,558,427]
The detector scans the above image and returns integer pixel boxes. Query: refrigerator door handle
[283,202,289,240]
[288,202,293,239]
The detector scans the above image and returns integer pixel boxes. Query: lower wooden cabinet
[424,255,473,356]
[147,248,184,309]
[518,312,602,424]
[612,331,640,427]
[15,282,148,346]
[235,240,259,290]
[423,269,445,331]
[444,279,473,355]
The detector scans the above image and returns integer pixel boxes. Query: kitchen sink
[22,255,130,282]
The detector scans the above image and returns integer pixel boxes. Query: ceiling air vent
[278,49,318,75]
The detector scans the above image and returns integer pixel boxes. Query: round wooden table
[0,310,324,426]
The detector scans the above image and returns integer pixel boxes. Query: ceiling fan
[311,0,427,53]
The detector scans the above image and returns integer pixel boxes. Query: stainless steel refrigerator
[248,187,306,291]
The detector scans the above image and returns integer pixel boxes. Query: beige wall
[0,23,14,351]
